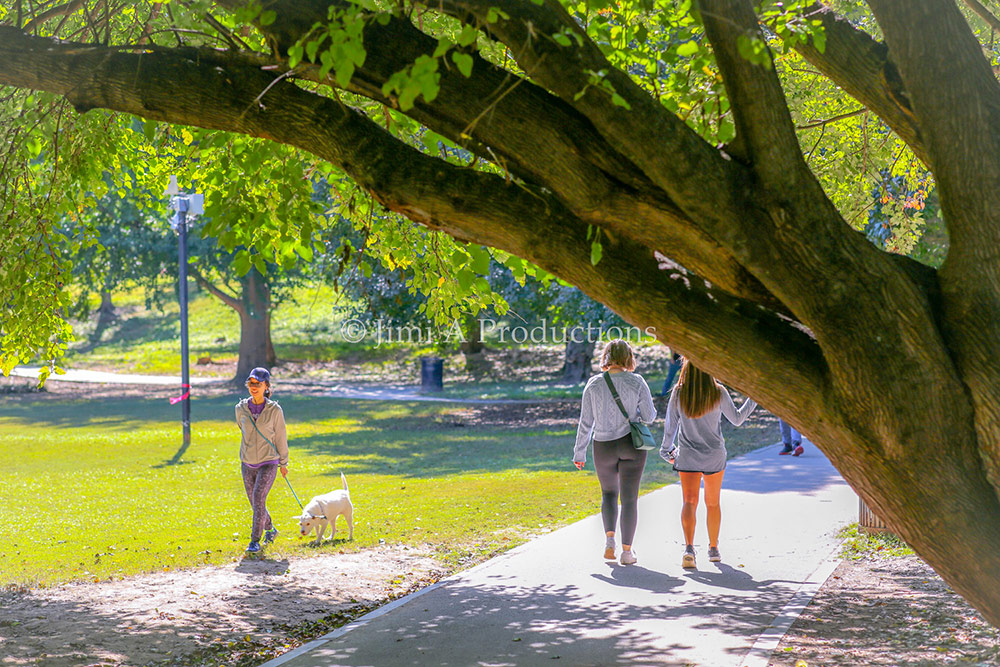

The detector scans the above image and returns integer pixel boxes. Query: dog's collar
[305,513,328,520]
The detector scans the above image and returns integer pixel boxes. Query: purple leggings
[241,463,277,542]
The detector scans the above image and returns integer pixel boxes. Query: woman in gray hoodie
[661,360,756,569]
[235,367,289,554]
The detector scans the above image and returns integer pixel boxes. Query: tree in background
[65,189,175,345]
[5,0,1000,623]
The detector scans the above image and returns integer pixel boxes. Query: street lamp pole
[166,176,203,448]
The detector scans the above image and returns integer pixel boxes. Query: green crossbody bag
[603,372,656,451]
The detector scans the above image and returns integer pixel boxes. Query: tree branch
[433,0,756,254]
[699,0,814,191]
[188,265,242,312]
[790,3,929,166]
[0,23,827,420]
[22,0,87,32]
[961,0,1000,33]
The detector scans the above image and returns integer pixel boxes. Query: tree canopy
[3,0,1000,625]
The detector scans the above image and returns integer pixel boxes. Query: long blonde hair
[675,359,721,418]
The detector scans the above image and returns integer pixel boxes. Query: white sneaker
[604,536,616,560]
[682,545,696,569]
[620,549,637,565]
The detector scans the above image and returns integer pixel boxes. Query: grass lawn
[1,394,684,588]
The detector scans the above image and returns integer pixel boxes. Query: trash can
[420,356,444,393]
[859,497,891,534]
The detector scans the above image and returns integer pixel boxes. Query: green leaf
[335,61,355,88]
[288,44,304,68]
[452,52,474,78]
[233,252,252,276]
[259,10,276,26]
[676,40,699,57]
[469,245,491,274]
[26,136,42,159]
[457,24,479,47]
[553,32,572,47]
[590,240,603,266]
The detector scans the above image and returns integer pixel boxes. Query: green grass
[838,523,915,560]
[436,381,585,401]
[1,394,675,587]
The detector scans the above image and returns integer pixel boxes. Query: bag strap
[603,372,632,421]
[243,403,282,460]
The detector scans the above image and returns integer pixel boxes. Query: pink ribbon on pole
[169,384,191,405]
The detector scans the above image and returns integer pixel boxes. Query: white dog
[296,473,354,545]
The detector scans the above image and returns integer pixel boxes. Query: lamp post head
[164,175,180,196]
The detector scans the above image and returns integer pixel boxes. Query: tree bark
[562,339,594,383]
[234,268,276,383]
[90,290,117,343]
[189,266,276,383]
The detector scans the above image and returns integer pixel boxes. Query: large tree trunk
[5,0,1000,625]
[562,339,594,383]
[90,290,118,343]
[233,268,276,383]
[188,267,276,383]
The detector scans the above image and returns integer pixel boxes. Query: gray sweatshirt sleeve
[636,376,656,424]
[660,389,680,461]
[719,387,757,426]
[573,383,595,464]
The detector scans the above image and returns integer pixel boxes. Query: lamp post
[166,176,204,447]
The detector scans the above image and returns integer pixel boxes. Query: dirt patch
[0,545,443,667]
[770,555,1000,666]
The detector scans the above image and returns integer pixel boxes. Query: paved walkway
[263,442,857,667]
[10,367,546,403]
[10,366,224,386]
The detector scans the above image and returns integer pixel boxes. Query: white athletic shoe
[620,549,637,565]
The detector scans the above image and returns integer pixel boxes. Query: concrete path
[263,442,857,667]
[10,366,224,386]
[10,366,549,403]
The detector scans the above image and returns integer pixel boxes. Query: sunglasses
[246,380,264,388]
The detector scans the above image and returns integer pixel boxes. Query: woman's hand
[574,461,585,470]
[280,466,288,478]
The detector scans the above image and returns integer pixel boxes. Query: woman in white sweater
[661,359,757,568]
[574,340,657,565]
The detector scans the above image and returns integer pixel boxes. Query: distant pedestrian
[778,418,804,456]
[574,340,657,565]
[661,360,756,568]
[659,351,682,396]
[235,367,289,555]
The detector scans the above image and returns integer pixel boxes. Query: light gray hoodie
[235,398,289,466]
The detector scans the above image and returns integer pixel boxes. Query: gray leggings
[241,463,277,542]
[593,434,647,545]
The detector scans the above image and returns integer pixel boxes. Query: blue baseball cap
[246,367,270,383]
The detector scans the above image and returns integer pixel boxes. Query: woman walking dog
[573,340,656,565]
[661,359,756,568]
[236,367,289,554]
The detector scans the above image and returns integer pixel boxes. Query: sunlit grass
[1,395,667,587]
[838,523,915,560]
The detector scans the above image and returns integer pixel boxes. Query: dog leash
[242,408,305,511]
